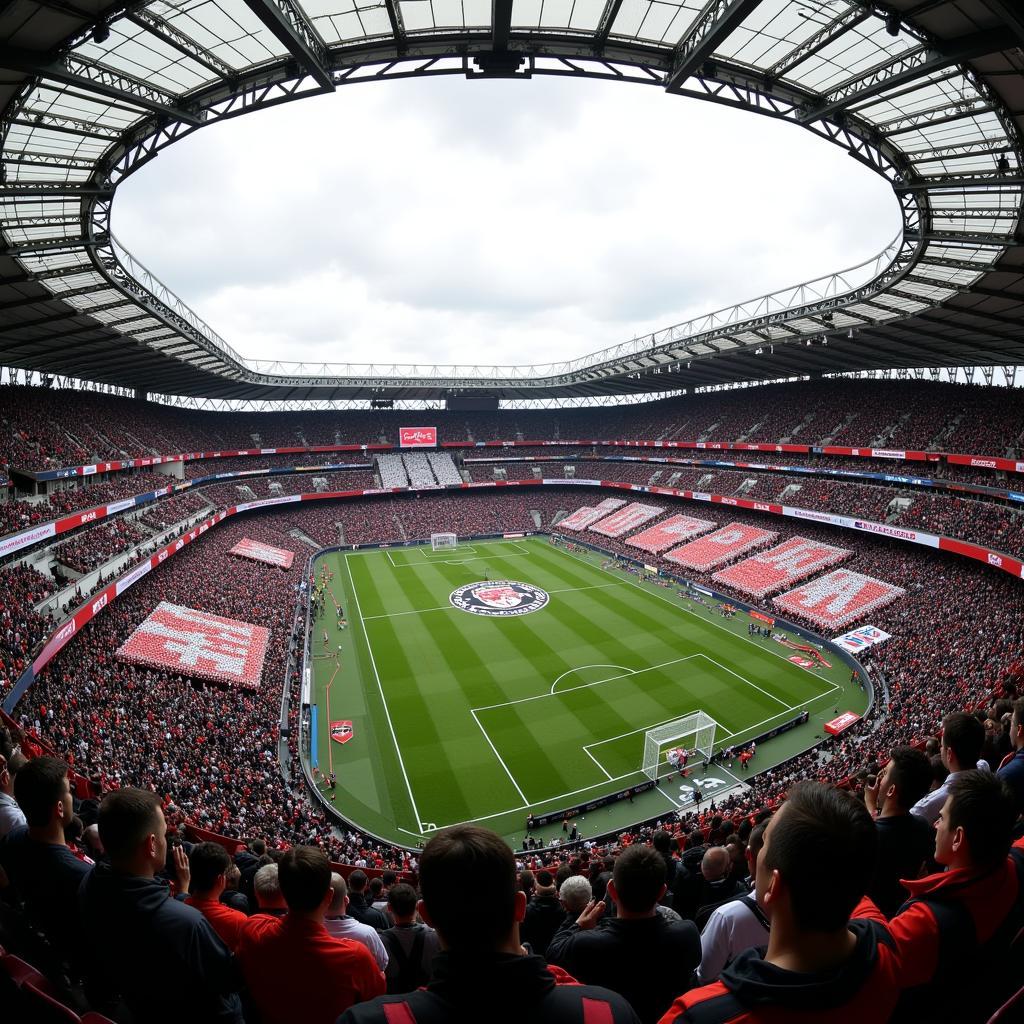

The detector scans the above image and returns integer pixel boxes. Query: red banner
[399,426,437,448]
[773,569,906,630]
[116,601,270,690]
[749,610,775,625]
[664,522,778,572]
[229,538,295,569]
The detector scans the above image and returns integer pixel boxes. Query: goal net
[431,532,457,551]
[642,711,717,781]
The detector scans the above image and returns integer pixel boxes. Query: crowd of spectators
[52,520,149,574]
[0,480,1022,1019]
[0,565,55,698]
[6,380,1024,478]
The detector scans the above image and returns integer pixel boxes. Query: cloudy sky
[113,75,899,371]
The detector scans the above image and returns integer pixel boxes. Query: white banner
[832,624,892,653]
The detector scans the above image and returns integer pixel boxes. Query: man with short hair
[548,844,700,1023]
[325,872,389,970]
[696,821,770,984]
[521,868,565,957]
[911,712,988,825]
[378,882,441,994]
[237,846,385,1024]
[558,875,593,924]
[338,825,638,1023]
[0,755,92,960]
[997,698,1024,814]
[185,841,250,951]
[347,868,389,929]
[0,750,26,838]
[864,746,934,917]
[79,787,244,1023]
[252,862,288,916]
[659,782,902,1024]
[884,771,1024,1021]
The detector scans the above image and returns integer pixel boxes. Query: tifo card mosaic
[116,601,269,689]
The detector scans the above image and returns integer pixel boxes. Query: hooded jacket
[79,863,244,1023]
[658,917,901,1024]
[336,951,639,1024]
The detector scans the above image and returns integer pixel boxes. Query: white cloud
[112,75,899,369]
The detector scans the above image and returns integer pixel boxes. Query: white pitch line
[657,785,681,807]
[696,653,793,712]
[559,546,844,684]
[470,708,530,804]
[584,745,614,780]
[474,655,700,713]
[550,663,634,696]
[344,554,426,836]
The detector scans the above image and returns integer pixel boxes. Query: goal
[431,532,457,551]
[641,711,717,781]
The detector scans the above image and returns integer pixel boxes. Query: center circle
[449,580,550,617]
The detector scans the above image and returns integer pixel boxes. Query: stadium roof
[0,0,1022,402]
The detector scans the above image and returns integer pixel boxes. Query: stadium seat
[22,978,82,1023]
[0,952,47,989]
[986,983,1024,1024]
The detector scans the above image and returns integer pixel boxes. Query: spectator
[659,782,901,1024]
[79,787,243,1023]
[558,874,593,925]
[996,698,1024,815]
[521,868,565,957]
[237,846,385,1024]
[221,860,250,913]
[696,821,770,984]
[378,882,441,994]
[325,872,390,970]
[911,713,989,825]
[548,844,701,1023]
[864,746,935,917]
[0,749,26,838]
[347,868,390,929]
[339,825,639,1023]
[185,841,250,952]
[252,861,288,916]
[886,771,1024,1022]
[0,755,91,963]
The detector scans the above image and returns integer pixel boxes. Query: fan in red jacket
[881,770,1024,1023]
[658,782,903,1024]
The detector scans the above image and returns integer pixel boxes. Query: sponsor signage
[832,625,891,653]
[749,610,775,626]
[824,711,862,736]
[116,601,270,689]
[449,581,550,617]
[399,426,438,448]
[330,720,354,744]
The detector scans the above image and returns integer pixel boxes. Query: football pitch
[310,537,866,847]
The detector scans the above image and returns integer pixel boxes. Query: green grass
[311,537,866,847]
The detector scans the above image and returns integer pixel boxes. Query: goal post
[641,711,717,781]
[431,532,457,551]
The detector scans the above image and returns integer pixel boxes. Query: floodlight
[92,21,110,43]
[884,11,900,35]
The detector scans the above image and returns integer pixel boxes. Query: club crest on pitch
[449,580,549,617]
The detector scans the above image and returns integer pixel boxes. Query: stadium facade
[0,0,1022,405]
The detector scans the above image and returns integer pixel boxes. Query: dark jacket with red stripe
[884,841,1024,1023]
[336,951,639,1024]
[656,916,902,1024]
